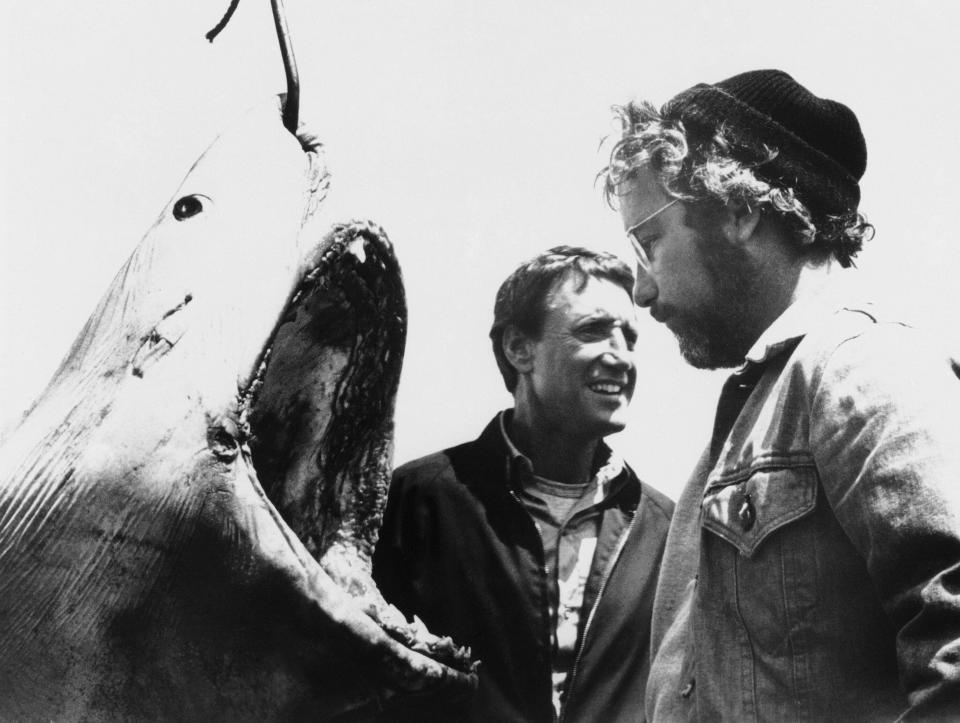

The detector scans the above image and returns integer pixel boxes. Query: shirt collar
[497,409,625,488]
[743,272,845,365]
[498,409,526,461]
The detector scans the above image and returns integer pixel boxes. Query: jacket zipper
[507,487,555,718]
[558,508,639,723]
[508,488,549,575]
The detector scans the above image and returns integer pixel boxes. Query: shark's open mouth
[241,221,474,681]
[244,220,405,558]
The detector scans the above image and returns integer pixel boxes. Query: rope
[203,0,300,134]
[205,0,241,43]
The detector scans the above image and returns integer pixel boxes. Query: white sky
[2,1,958,501]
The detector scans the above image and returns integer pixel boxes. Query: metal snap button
[738,493,755,531]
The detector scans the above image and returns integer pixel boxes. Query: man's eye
[639,236,659,257]
[577,324,607,340]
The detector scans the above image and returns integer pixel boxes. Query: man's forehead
[544,274,633,316]
[617,167,672,219]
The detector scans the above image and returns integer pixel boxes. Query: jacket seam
[709,455,816,486]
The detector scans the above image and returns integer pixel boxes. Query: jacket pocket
[702,464,818,558]
[698,464,823,714]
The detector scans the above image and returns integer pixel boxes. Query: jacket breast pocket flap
[702,466,818,558]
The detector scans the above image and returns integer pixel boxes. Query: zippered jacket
[372,413,674,722]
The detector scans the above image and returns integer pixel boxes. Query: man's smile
[587,377,631,396]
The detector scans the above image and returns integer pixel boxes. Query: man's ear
[719,200,762,246]
[503,325,535,375]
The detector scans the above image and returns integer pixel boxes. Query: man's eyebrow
[576,309,614,319]
[574,311,626,325]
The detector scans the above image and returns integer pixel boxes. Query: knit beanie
[661,69,866,224]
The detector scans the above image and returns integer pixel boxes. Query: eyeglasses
[625,198,678,273]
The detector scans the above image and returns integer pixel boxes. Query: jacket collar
[743,274,849,366]
[484,410,629,497]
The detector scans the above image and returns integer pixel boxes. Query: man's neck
[742,237,839,350]
[790,256,837,306]
[507,409,598,486]
[741,256,840,363]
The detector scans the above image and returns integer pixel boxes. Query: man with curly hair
[602,69,960,720]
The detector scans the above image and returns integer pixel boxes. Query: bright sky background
[2,1,958,500]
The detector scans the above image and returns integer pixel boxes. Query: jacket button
[738,494,755,531]
[680,679,695,698]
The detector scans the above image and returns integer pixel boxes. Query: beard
[668,228,761,370]
[673,313,751,369]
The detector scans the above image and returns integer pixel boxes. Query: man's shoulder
[786,302,960,408]
[639,480,676,522]
[393,443,468,485]
[392,433,501,490]
[795,302,946,368]
[619,461,675,522]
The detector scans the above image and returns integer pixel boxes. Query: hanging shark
[0,95,474,720]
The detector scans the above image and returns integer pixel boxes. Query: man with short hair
[603,69,960,719]
[373,246,673,722]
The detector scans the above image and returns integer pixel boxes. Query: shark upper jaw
[240,222,476,685]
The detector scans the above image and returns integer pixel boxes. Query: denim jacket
[646,294,960,721]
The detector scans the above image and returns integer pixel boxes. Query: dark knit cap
[661,69,866,223]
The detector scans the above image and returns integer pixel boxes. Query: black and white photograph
[1,0,958,719]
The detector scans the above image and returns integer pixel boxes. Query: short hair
[600,100,874,267]
[489,245,634,393]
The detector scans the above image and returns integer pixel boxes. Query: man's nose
[633,268,658,307]
[603,330,634,367]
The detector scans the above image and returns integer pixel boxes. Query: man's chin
[593,414,629,438]
[674,327,743,370]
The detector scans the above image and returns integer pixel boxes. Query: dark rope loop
[206,0,241,43]
[203,0,300,134]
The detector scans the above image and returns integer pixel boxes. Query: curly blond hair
[601,100,873,267]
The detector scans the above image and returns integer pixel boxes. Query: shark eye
[173,195,208,221]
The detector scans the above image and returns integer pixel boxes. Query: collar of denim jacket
[743,270,849,366]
